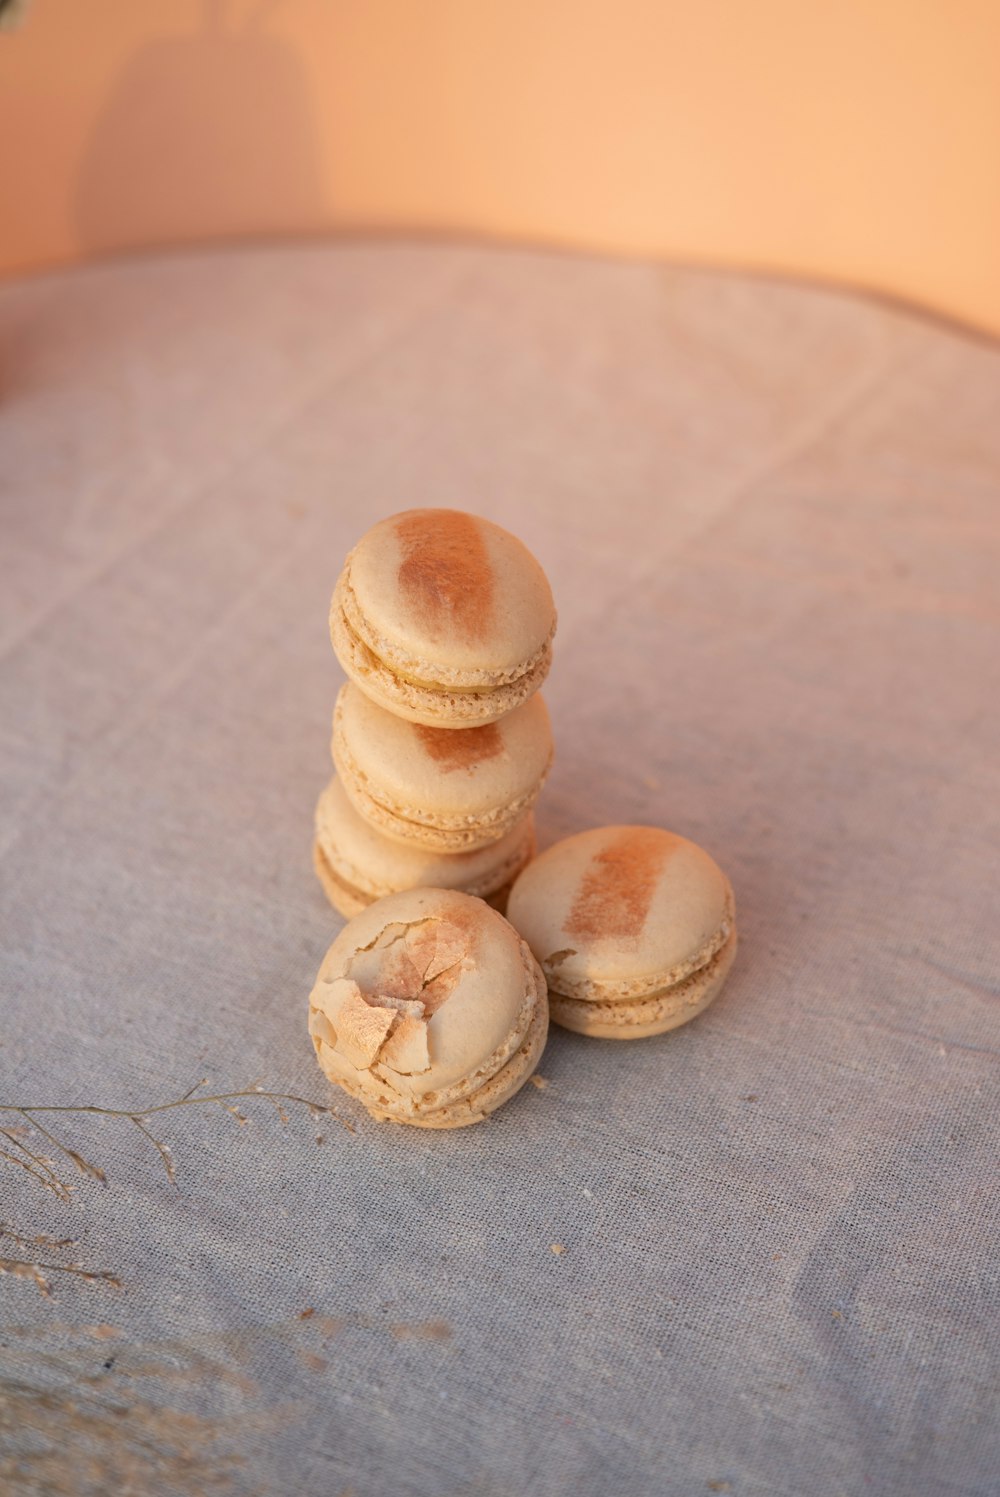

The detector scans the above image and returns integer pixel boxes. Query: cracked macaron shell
[331,683,553,850]
[314,776,536,911]
[506,825,736,1003]
[308,888,547,1121]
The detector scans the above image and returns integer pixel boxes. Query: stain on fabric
[389,1319,452,1341]
[0,1325,292,1497]
[565,828,670,940]
[396,510,493,643]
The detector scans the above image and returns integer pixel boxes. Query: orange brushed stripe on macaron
[565,828,671,940]
[396,510,494,643]
[414,721,504,771]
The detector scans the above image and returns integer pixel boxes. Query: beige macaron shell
[309,888,538,1104]
[314,776,536,902]
[506,825,735,998]
[344,509,555,681]
[332,683,552,844]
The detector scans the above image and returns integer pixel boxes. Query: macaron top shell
[507,825,735,996]
[332,682,553,821]
[310,888,536,1099]
[341,509,556,683]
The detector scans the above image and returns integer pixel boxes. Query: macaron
[330,508,556,727]
[313,776,536,918]
[506,825,736,1039]
[308,888,548,1128]
[331,682,553,852]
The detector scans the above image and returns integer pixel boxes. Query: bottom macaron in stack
[313,777,536,918]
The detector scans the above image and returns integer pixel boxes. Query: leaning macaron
[331,682,553,852]
[506,826,736,1038]
[308,888,548,1128]
[330,509,556,727]
[313,776,536,918]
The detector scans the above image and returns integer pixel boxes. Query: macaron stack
[309,507,741,1130]
[316,509,557,918]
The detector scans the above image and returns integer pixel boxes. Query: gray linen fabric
[0,242,997,1497]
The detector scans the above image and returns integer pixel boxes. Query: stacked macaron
[315,509,557,917]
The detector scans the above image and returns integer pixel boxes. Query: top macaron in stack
[315,509,557,917]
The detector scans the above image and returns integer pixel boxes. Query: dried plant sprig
[0,1222,120,1298]
[0,1257,122,1297]
[0,1086,353,1196]
[0,1132,72,1200]
[0,1085,352,1296]
[0,1223,76,1250]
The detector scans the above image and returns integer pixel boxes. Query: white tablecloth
[1,241,997,1496]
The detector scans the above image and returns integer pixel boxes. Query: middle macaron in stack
[316,508,556,918]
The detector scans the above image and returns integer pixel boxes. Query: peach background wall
[2,0,999,332]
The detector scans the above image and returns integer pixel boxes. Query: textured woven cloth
[0,242,997,1497]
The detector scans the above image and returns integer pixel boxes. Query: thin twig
[14,1110,106,1183]
[0,1257,121,1294]
[0,1223,76,1250]
[0,1087,351,1297]
[0,1129,67,1191]
[0,1088,352,1204]
[2,1090,350,1126]
[179,1076,209,1102]
[0,1146,71,1199]
[129,1116,177,1188]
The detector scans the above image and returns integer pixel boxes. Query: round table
[1,241,996,1496]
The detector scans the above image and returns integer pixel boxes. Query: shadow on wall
[74,0,328,257]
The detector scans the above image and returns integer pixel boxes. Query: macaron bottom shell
[548,927,738,1038]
